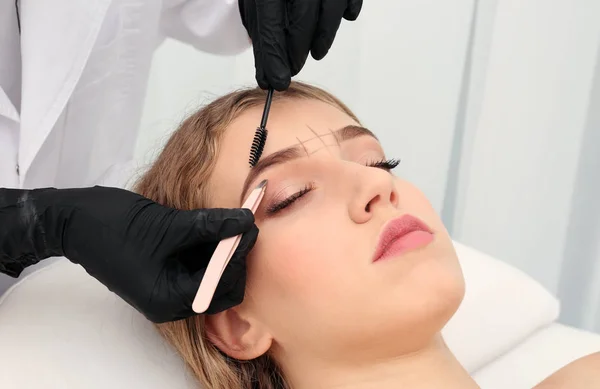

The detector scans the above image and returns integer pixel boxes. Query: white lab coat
[0,0,250,294]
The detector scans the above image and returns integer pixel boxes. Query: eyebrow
[239,125,378,203]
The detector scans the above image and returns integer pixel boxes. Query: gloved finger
[157,260,207,322]
[286,0,321,76]
[128,259,191,323]
[343,0,363,21]
[243,0,269,89]
[239,0,270,89]
[175,208,255,247]
[252,42,269,90]
[311,0,346,61]
[204,224,259,314]
[256,0,291,91]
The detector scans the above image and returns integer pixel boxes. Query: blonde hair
[134,82,360,389]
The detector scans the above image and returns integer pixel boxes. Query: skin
[534,353,600,388]
[202,98,600,388]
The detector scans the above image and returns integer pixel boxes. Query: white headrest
[0,242,559,388]
[0,261,195,389]
[444,242,559,372]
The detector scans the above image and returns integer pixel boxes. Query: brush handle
[260,87,274,129]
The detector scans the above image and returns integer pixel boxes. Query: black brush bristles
[249,127,267,167]
[249,87,274,167]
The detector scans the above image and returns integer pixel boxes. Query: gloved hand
[0,186,258,323]
[239,0,363,91]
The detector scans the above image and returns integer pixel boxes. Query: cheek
[244,214,358,317]
[390,179,465,319]
[395,178,447,230]
[395,178,432,208]
[247,222,333,297]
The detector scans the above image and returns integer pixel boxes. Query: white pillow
[0,260,196,389]
[0,243,559,388]
[443,242,560,372]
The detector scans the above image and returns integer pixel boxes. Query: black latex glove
[239,0,363,90]
[0,186,258,323]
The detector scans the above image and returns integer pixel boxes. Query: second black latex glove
[239,0,363,90]
[0,186,258,323]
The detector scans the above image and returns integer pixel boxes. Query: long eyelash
[266,183,316,215]
[367,158,401,171]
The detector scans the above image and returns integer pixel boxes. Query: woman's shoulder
[534,352,600,388]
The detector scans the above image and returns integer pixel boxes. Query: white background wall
[137,1,600,332]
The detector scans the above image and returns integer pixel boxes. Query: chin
[384,261,466,341]
[418,256,466,314]
[367,300,462,356]
[327,276,465,359]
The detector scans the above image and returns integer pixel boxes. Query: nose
[348,167,399,224]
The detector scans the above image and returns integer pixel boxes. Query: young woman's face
[208,98,465,364]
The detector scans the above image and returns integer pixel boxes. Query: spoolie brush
[249,87,274,167]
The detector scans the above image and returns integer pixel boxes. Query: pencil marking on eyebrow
[280,125,379,146]
[309,144,338,156]
[306,125,331,154]
[297,136,310,157]
[328,127,341,147]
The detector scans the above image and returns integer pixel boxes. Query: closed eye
[266,183,315,215]
[264,158,400,216]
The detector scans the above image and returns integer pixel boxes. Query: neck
[282,335,479,389]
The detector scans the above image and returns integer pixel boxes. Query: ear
[205,308,273,361]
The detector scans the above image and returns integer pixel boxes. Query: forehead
[209,99,360,207]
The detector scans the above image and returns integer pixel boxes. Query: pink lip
[371,215,434,263]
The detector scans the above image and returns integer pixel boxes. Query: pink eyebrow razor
[192,179,268,313]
